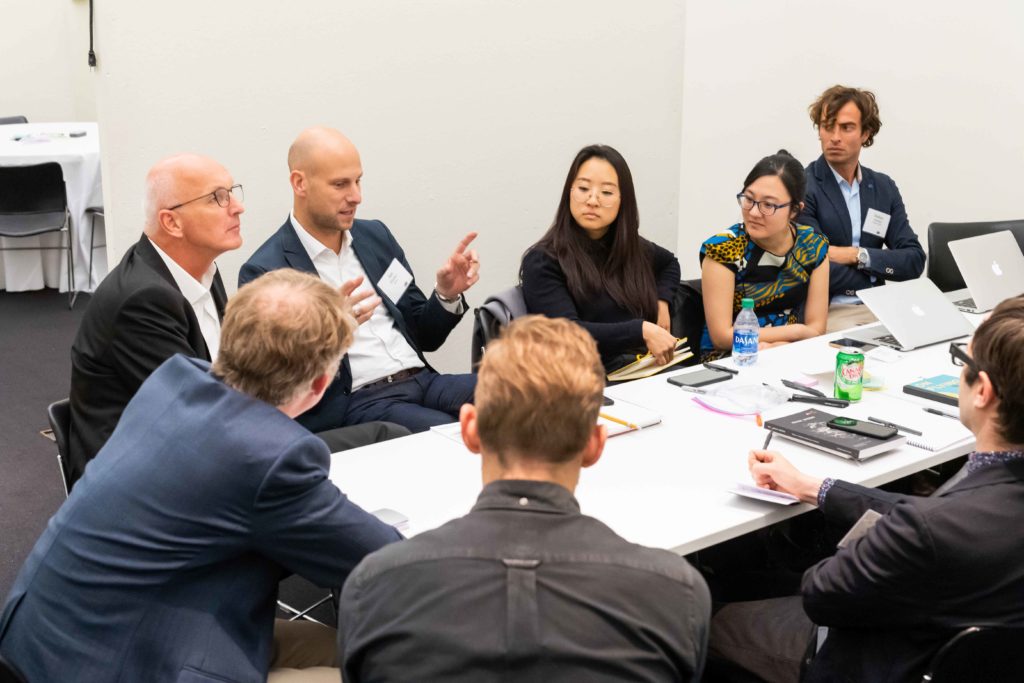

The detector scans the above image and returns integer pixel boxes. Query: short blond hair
[476,316,604,464]
[213,269,355,406]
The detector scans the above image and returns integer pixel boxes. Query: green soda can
[835,347,865,401]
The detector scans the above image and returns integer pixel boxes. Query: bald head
[288,127,360,175]
[288,127,364,241]
[144,154,232,234]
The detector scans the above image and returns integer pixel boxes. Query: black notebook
[765,408,906,461]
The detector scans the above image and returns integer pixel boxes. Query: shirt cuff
[434,290,465,314]
[817,477,836,507]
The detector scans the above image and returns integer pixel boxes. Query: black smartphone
[827,417,897,440]
[667,368,733,388]
[828,337,877,351]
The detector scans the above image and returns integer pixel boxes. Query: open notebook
[858,395,972,452]
[607,339,693,382]
[598,399,662,437]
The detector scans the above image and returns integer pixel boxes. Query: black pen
[924,407,959,420]
[866,416,923,436]
[762,432,773,450]
[781,378,826,398]
[704,362,738,375]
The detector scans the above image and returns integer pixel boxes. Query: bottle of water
[732,298,759,367]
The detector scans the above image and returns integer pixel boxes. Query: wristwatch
[856,247,870,270]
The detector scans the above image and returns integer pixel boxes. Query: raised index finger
[453,231,478,255]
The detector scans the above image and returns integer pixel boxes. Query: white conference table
[0,122,106,293]
[329,322,978,556]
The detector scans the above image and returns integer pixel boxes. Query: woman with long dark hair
[520,144,680,371]
[699,150,829,361]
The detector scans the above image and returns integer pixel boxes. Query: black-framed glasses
[736,193,792,217]
[950,342,998,393]
[167,184,243,211]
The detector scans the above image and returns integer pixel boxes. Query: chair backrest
[921,626,1024,682]
[471,285,527,368]
[46,398,74,497]
[926,220,1024,292]
[0,115,28,125]
[670,278,704,366]
[0,655,28,683]
[0,162,67,215]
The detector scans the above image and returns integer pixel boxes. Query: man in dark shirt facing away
[338,315,710,682]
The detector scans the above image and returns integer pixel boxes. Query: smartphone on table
[667,367,733,388]
[827,417,897,439]
[828,337,877,352]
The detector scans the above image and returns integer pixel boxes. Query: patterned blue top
[699,223,828,360]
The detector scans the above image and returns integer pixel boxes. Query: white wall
[678,0,1024,278]
[92,0,687,373]
[0,0,97,121]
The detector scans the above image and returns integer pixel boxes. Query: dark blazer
[68,235,227,483]
[339,479,710,682]
[798,155,925,298]
[239,218,464,433]
[802,460,1024,683]
[0,355,402,683]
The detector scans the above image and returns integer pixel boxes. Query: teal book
[903,374,959,407]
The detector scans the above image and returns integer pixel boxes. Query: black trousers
[314,421,410,453]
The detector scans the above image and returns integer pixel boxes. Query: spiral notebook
[858,395,972,452]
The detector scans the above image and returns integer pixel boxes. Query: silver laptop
[847,278,974,351]
[945,231,1024,313]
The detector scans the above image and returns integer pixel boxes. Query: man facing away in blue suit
[796,85,926,332]
[240,126,479,434]
[0,269,404,683]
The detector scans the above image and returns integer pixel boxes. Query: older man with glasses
[705,295,1024,683]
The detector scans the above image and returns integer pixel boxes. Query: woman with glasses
[699,150,829,361]
[520,144,681,372]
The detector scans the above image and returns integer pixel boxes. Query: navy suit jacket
[0,355,402,683]
[802,460,1024,683]
[797,155,925,298]
[239,218,464,433]
[69,234,227,484]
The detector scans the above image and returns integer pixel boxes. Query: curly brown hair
[809,85,882,148]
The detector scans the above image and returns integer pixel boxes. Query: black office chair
[669,278,704,367]
[0,115,28,125]
[921,626,1024,682]
[926,220,1024,292]
[0,162,78,308]
[46,399,75,497]
[0,654,28,683]
[471,285,527,368]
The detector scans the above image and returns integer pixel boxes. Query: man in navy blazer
[0,269,403,682]
[240,126,478,434]
[797,86,925,331]
[708,296,1024,683]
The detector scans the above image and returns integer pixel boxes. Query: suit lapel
[134,235,213,360]
[280,219,320,275]
[815,156,853,243]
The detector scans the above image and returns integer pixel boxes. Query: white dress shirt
[292,214,463,391]
[827,163,871,305]
[148,237,221,361]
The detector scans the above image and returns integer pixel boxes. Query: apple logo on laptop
[911,305,926,317]
[992,260,1004,277]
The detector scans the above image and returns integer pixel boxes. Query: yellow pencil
[600,412,639,430]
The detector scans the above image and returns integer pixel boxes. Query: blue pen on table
[866,416,923,436]
[924,407,959,420]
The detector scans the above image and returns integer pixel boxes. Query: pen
[599,412,639,430]
[866,416,923,436]
[781,378,826,398]
[924,407,959,420]
[703,362,738,375]
[762,432,773,450]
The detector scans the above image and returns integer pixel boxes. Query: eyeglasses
[570,183,620,208]
[950,342,998,394]
[167,184,244,211]
[736,193,792,217]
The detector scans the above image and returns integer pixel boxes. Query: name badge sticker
[862,208,891,239]
[377,258,413,304]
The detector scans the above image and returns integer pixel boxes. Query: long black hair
[525,144,657,321]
